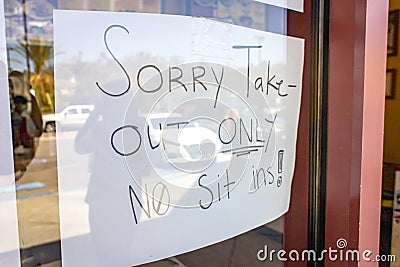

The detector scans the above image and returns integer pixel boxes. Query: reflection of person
[11,95,29,149]
[9,70,43,180]
[9,70,43,137]
[74,95,147,266]
[9,71,32,111]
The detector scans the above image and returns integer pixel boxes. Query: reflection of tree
[56,52,174,110]
[14,36,54,112]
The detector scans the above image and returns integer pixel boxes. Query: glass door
[1,0,317,266]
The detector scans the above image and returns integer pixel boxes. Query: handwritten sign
[54,10,304,266]
[254,0,304,12]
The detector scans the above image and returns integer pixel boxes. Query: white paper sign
[0,0,21,266]
[254,0,304,12]
[54,10,304,266]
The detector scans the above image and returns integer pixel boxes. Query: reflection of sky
[55,11,291,67]
[4,0,56,71]
[4,0,289,74]
[55,12,189,63]
[0,2,7,63]
[5,0,56,40]
[7,40,28,72]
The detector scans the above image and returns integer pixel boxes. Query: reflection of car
[146,113,221,163]
[42,105,94,132]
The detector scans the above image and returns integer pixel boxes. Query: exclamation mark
[277,150,284,187]
[278,150,284,174]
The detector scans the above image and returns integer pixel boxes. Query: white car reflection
[42,105,94,132]
[146,113,221,165]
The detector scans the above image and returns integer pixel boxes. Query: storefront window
[2,0,311,266]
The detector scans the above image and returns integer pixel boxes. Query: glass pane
[3,0,310,266]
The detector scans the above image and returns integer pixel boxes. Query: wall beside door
[385,1,400,164]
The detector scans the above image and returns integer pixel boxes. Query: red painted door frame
[285,0,388,266]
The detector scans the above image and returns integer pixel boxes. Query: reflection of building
[217,0,266,30]
[59,0,162,13]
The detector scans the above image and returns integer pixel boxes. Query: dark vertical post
[22,0,31,78]
[308,0,329,266]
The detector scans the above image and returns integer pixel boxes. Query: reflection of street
[15,131,90,266]
[17,131,91,198]
[15,132,61,266]
[16,133,57,199]
[16,130,93,241]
